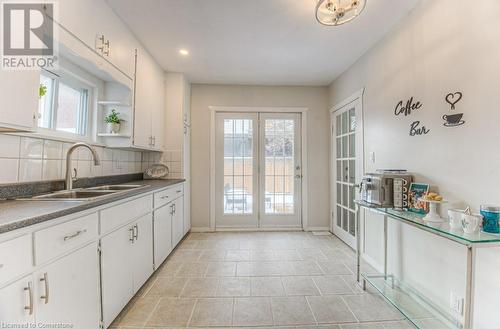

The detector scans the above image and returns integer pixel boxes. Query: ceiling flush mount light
[179,49,189,56]
[315,0,366,26]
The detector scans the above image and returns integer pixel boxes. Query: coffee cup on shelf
[448,209,463,229]
[461,213,483,234]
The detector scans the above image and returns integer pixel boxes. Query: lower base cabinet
[172,197,184,247]
[0,275,35,324]
[35,242,100,329]
[153,204,173,267]
[101,214,153,328]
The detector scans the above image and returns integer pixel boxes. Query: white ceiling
[107,0,420,86]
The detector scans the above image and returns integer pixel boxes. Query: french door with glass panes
[215,112,302,229]
[331,98,363,249]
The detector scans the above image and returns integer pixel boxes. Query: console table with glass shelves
[354,200,500,329]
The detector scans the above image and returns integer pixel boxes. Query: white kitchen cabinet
[172,197,185,247]
[132,214,154,291]
[0,275,35,324]
[101,214,154,327]
[133,48,165,151]
[0,70,39,132]
[57,0,136,77]
[101,223,135,327]
[35,242,100,329]
[153,205,173,268]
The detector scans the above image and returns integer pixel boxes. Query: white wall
[328,0,500,327]
[190,84,329,231]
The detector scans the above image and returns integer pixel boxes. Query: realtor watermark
[0,322,73,328]
[1,1,58,70]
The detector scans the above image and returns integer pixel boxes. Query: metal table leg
[356,204,361,283]
[464,245,476,329]
[384,215,388,281]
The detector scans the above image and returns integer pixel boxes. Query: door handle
[133,224,139,241]
[40,273,49,304]
[63,229,87,241]
[129,226,135,243]
[24,281,33,315]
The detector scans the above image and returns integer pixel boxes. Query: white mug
[448,209,463,229]
[461,213,483,234]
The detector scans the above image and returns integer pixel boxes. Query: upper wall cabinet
[0,70,39,132]
[165,73,191,177]
[133,48,165,151]
[56,0,136,77]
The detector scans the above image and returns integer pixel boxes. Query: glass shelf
[363,274,462,329]
[355,200,500,245]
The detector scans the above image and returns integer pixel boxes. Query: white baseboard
[215,227,303,232]
[189,227,214,233]
[305,226,331,232]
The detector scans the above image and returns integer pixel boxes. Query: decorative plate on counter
[144,163,169,179]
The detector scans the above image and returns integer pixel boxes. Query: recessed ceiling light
[179,49,189,56]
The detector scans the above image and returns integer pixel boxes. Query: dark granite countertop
[0,179,185,234]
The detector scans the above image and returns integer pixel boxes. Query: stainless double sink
[22,185,148,202]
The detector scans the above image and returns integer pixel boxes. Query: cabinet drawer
[34,213,98,265]
[154,185,183,208]
[101,195,153,233]
[0,235,32,285]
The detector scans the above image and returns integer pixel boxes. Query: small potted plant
[105,109,121,134]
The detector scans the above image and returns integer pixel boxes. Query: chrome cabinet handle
[24,281,33,315]
[40,273,49,304]
[161,195,169,200]
[176,190,182,193]
[129,226,135,243]
[170,204,174,215]
[63,229,87,241]
[173,203,176,214]
[133,224,139,241]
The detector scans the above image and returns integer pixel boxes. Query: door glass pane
[341,112,348,134]
[349,135,355,158]
[342,136,348,158]
[349,108,356,132]
[337,206,342,227]
[224,119,253,214]
[342,209,348,231]
[265,119,294,215]
[349,211,356,236]
[349,160,355,184]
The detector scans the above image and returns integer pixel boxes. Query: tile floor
[110,231,416,329]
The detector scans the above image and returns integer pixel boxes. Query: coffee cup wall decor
[443,91,466,127]
[443,113,465,127]
[445,92,463,110]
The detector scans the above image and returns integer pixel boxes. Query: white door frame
[329,88,365,248]
[209,106,309,231]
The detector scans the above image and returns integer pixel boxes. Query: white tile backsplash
[0,158,19,183]
[42,159,62,181]
[19,159,43,182]
[0,135,20,158]
[43,140,63,159]
[20,137,43,159]
[0,136,146,184]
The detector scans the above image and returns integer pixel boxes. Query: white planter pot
[106,123,120,134]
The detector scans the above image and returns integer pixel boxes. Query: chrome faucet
[65,142,100,190]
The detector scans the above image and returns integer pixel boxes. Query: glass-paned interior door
[259,113,302,228]
[331,100,361,249]
[215,113,259,228]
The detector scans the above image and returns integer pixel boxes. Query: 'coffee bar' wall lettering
[394,96,429,136]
